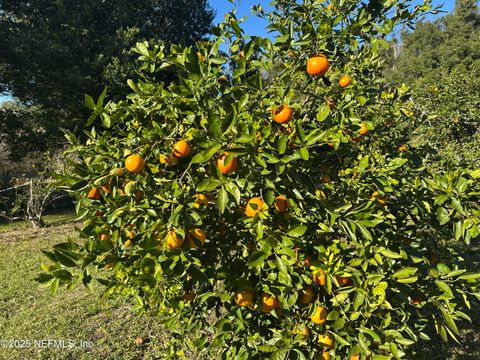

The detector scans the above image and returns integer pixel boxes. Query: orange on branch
[273,104,293,124]
[245,197,264,217]
[166,230,183,249]
[217,153,238,175]
[358,123,369,136]
[339,75,351,87]
[307,54,330,77]
[235,289,254,307]
[260,293,279,312]
[173,140,191,158]
[125,154,145,173]
[87,187,101,200]
[186,228,206,248]
[311,306,328,325]
[274,195,290,212]
[318,333,335,348]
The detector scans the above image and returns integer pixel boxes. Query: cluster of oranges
[272,54,370,143]
[85,53,375,358]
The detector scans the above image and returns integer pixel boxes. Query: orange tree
[38,1,480,359]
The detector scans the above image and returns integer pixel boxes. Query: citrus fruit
[273,104,293,124]
[318,333,335,348]
[245,197,264,217]
[125,154,145,173]
[235,289,254,307]
[274,195,290,212]
[217,153,237,175]
[186,228,206,248]
[87,187,101,200]
[166,230,183,249]
[307,54,330,77]
[173,140,191,158]
[339,75,351,87]
[311,306,328,324]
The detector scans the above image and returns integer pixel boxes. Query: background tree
[384,0,480,169]
[0,0,215,158]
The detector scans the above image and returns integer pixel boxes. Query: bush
[39,1,480,359]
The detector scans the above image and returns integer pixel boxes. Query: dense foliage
[39,1,480,359]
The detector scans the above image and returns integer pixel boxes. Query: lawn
[0,212,478,359]
[0,212,169,360]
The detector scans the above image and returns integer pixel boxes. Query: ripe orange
[101,182,111,193]
[98,233,110,241]
[320,351,331,360]
[398,144,408,152]
[217,153,238,175]
[311,306,328,325]
[124,239,133,249]
[339,75,351,87]
[336,276,352,286]
[274,195,290,212]
[166,230,183,249]
[304,254,312,267]
[193,194,208,209]
[87,187,101,200]
[313,269,326,286]
[306,54,330,77]
[273,104,293,124]
[186,228,206,248]
[183,290,196,303]
[218,74,228,83]
[370,191,387,206]
[235,289,254,307]
[173,140,191,158]
[350,354,360,360]
[358,123,369,136]
[261,293,278,312]
[326,3,337,11]
[300,285,315,304]
[318,333,335,348]
[125,154,145,173]
[245,197,264,217]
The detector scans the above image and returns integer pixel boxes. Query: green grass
[0,215,169,360]
[0,214,478,359]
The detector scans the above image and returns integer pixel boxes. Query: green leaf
[299,147,309,160]
[277,136,287,155]
[247,251,269,268]
[379,248,403,259]
[436,207,450,225]
[435,280,453,297]
[392,267,418,279]
[287,225,307,237]
[196,178,222,192]
[469,168,480,178]
[353,292,365,311]
[316,103,330,122]
[225,182,241,205]
[191,143,221,163]
[217,187,228,213]
[458,273,480,281]
[84,94,95,110]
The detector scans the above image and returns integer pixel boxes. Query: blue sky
[0,0,457,103]
[212,0,455,36]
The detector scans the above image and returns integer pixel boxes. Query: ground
[0,212,478,359]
